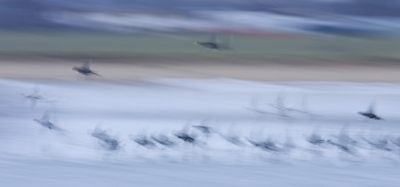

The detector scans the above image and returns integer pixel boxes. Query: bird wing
[181,120,191,134]
[91,71,101,76]
[209,34,218,43]
[41,110,50,122]
[220,35,232,49]
[276,92,285,108]
[83,59,91,69]
[367,103,375,113]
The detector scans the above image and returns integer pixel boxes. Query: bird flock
[14,60,398,162]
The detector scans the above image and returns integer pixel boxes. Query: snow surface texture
[1,79,400,187]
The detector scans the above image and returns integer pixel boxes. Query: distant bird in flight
[192,125,213,137]
[195,34,231,52]
[72,60,101,76]
[246,137,281,152]
[130,134,156,149]
[305,132,325,145]
[21,85,45,108]
[174,132,195,143]
[33,110,60,130]
[358,103,382,120]
[173,122,205,146]
[91,127,119,150]
[268,92,288,117]
[151,134,176,148]
[268,93,315,118]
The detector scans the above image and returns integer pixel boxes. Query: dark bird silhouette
[91,128,119,150]
[305,133,325,145]
[222,135,245,147]
[247,137,281,152]
[220,125,245,147]
[175,132,195,143]
[358,103,382,120]
[327,140,351,152]
[151,134,176,148]
[130,134,156,149]
[195,34,231,52]
[328,125,357,154]
[173,121,203,145]
[72,60,101,76]
[192,125,213,137]
[326,126,357,154]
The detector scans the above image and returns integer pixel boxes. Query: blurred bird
[335,125,357,146]
[174,122,205,146]
[175,132,196,143]
[286,95,317,118]
[72,59,101,76]
[327,140,352,153]
[195,34,231,52]
[246,95,283,117]
[246,137,281,152]
[268,92,288,117]
[305,133,325,145]
[363,136,391,151]
[221,135,245,147]
[327,125,357,154]
[193,125,211,134]
[151,134,176,147]
[358,102,382,120]
[219,125,245,147]
[174,124,195,143]
[192,119,215,137]
[130,134,156,149]
[21,85,45,107]
[91,127,119,150]
[33,110,60,130]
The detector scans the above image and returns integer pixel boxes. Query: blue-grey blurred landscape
[2,1,400,187]
[3,0,400,33]
[1,0,400,63]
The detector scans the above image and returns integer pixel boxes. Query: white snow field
[1,78,400,187]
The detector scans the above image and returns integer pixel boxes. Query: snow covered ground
[1,78,400,186]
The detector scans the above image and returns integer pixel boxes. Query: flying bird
[192,120,216,137]
[33,110,60,130]
[195,34,231,52]
[91,127,119,150]
[362,137,391,151]
[305,132,325,145]
[219,125,245,147]
[151,134,176,147]
[130,134,156,149]
[358,102,382,120]
[268,92,289,117]
[21,85,45,107]
[72,60,101,76]
[246,137,282,152]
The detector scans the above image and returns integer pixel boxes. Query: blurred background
[2,2,400,186]
[1,0,400,61]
